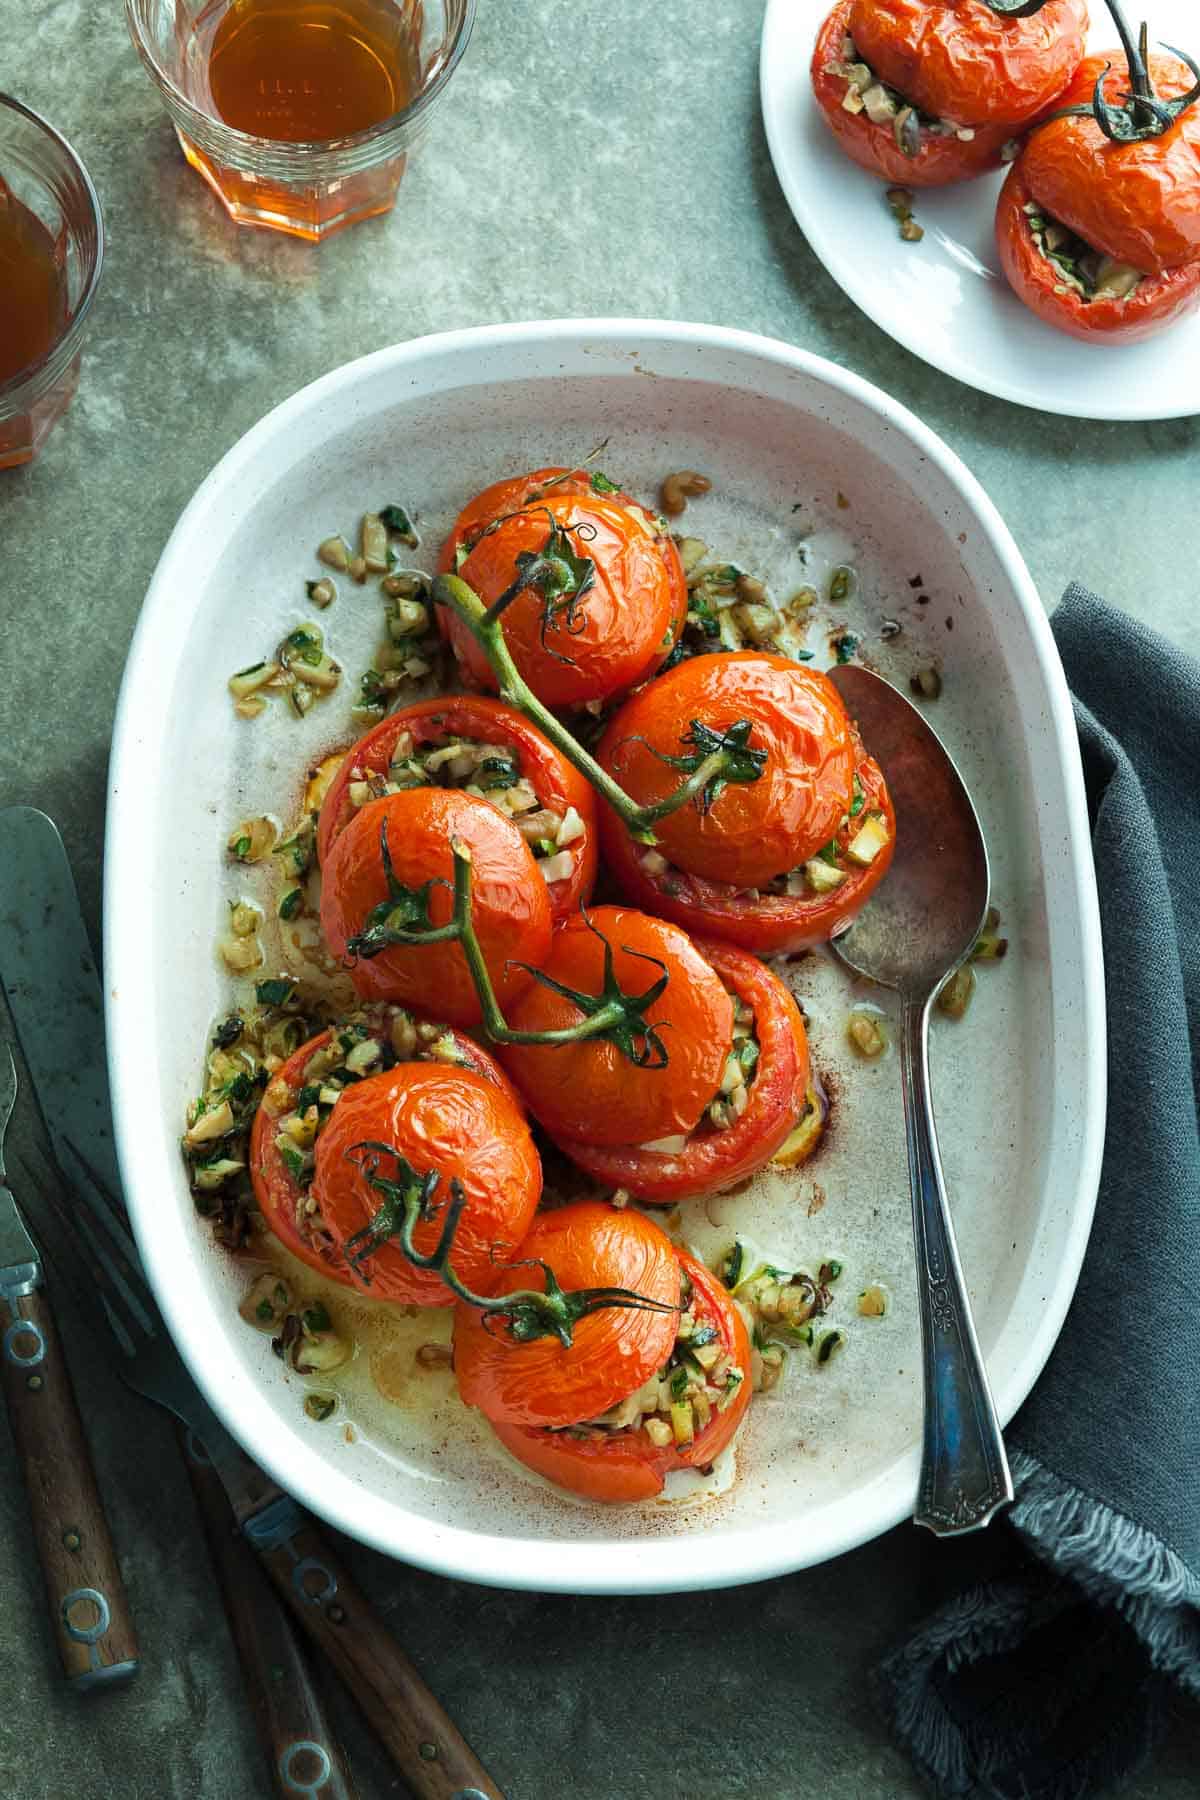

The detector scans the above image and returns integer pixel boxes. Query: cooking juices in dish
[187,456,913,1503]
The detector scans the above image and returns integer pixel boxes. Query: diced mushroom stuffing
[565,1271,744,1448]
[181,998,470,1252]
[637,988,760,1154]
[635,776,891,905]
[343,733,583,882]
[1022,202,1142,303]
[716,1242,843,1391]
[824,35,978,155]
[675,549,816,665]
[771,777,890,898]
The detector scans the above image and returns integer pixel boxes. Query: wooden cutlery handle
[180,1426,358,1799]
[244,1497,503,1800]
[0,1284,139,1687]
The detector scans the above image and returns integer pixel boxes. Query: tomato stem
[342,1140,678,1345]
[980,0,1054,16]
[347,820,674,1066]
[433,572,766,845]
[1049,4,1200,141]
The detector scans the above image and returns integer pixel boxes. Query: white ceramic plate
[760,0,1200,419]
[107,320,1105,1593]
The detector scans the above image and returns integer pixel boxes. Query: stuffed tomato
[454,1203,751,1502]
[595,651,895,954]
[495,908,813,1201]
[320,786,552,1027]
[436,472,687,708]
[316,695,598,922]
[554,938,813,1203]
[812,0,1087,188]
[996,52,1200,343]
[249,1006,537,1301]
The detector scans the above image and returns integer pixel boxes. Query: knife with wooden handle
[0,1051,139,1688]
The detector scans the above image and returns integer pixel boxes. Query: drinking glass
[0,97,104,470]
[125,0,476,241]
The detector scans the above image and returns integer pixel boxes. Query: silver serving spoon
[828,665,1013,1536]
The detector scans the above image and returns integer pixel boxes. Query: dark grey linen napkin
[875,585,1200,1799]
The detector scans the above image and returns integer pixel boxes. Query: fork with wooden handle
[21,1140,502,1800]
[179,1420,359,1799]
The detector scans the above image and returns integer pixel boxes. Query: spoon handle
[900,996,1014,1535]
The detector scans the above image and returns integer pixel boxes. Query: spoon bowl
[829,665,991,995]
[829,664,1013,1537]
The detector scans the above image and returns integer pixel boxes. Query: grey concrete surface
[1,2,1198,1796]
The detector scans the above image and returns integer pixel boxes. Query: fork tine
[16,1158,142,1359]
[18,1155,158,1346]
[61,1136,145,1268]
[56,1137,158,1322]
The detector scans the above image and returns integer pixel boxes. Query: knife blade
[0,1045,139,1688]
[0,808,504,1800]
[0,807,121,1196]
[0,1053,39,1289]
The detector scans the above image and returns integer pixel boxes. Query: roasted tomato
[454,1203,681,1429]
[310,1064,540,1306]
[812,1,1017,187]
[249,1008,522,1287]
[320,788,552,1027]
[849,0,1089,128]
[456,1209,751,1503]
[597,652,856,891]
[997,159,1200,342]
[600,711,893,955]
[555,938,812,1203]
[316,695,598,924]
[436,485,686,708]
[996,53,1200,342]
[441,466,671,563]
[495,907,733,1152]
[1021,53,1200,274]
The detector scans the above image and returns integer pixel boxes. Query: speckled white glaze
[106,320,1105,1593]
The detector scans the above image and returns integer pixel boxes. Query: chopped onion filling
[716,1244,843,1392]
[567,1274,744,1445]
[1022,202,1142,303]
[344,732,582,878]
[182,1000,471,1256]
[824,35,974,155]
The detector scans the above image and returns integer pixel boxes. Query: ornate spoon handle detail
[900,998,1014,1535]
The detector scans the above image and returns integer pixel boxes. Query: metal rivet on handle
[278,1739,333,1796]
[4,1319,45,1366]
[418,1742,439,1761]
[62,1587,111,1644]
[293,1557,337,1605]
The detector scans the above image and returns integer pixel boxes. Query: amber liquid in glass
[0,182,67,386]
[206,0,416,141]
